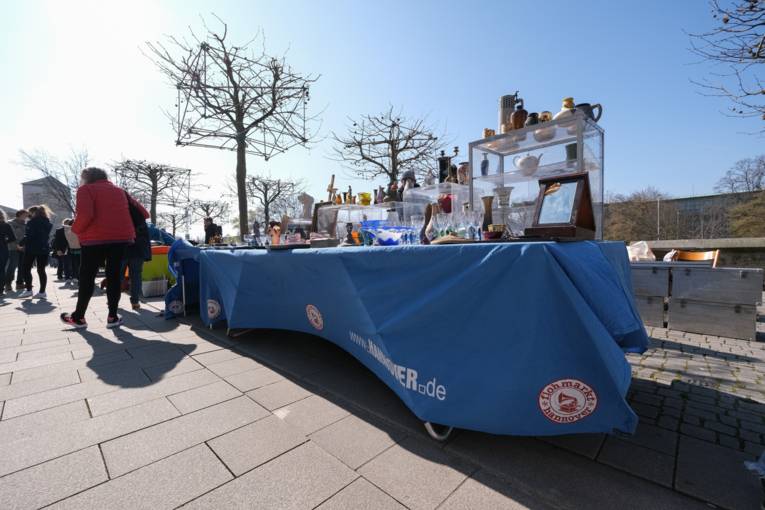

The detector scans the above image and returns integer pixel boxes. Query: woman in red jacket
[61,167,149,329]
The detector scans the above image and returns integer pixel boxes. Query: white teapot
[513,153,543,176]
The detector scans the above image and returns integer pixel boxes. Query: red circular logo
[538,379,597,424]
[306,304,323,331]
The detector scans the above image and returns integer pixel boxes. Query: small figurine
[335,193,342,205]
[342,222,355,246]
[376,186,385,204]
[271,225,281,246]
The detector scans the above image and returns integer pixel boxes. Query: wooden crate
[634,295,665,327]
[668,299,757,340]
[672,267,763,305]
[631,265,670,297]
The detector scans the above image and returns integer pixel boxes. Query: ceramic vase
[481,196,494,232]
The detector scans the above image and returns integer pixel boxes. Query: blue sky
[1,0,762,217]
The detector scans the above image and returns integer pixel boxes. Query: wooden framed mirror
[524,172,595,240]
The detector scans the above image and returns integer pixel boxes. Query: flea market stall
[163,94,649,439]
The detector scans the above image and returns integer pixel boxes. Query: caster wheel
[424,421,453,442]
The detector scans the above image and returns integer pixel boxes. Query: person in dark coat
[0,210,17,298]
[19,205,53,299]
[203,217,222,244]
[6,209,27,292]
[121,208,151,310]
[52,222,71,280]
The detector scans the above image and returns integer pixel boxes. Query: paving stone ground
[0,270,762,509]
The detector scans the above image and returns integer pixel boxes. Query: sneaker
[106,315,124,329]
[34,292,47,299]
[19,290,33,298]
[131,302,141,311]
[60,313,87,329]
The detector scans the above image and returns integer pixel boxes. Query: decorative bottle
[480,153,489,177]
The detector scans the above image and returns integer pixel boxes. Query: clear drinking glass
[436,213,449,238]
[410,215,425,245]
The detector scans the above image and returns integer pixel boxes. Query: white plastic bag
[627,241,655,262]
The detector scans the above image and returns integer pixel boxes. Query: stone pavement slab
[309,413,407,470]
[101,395,268,477]
[167,379,242,414]
[438,469,549,510]
[246,378,313,410]
[273,394,349,435]
[0,369,80,402]
[1,366,149,419]
[0,446,107,509]
[675,435,761,509]
[224,366,284,392]
[0,397,179,478]
[316,478,406,510]
[181,443,357,510]
[49,444,232,510]
[0,400,90,444]
[359,436,476,510]
[207,415,307,476]
[86,368,219,416]
[597,436,675,488]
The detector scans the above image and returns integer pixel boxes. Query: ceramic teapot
[513,153,543,176]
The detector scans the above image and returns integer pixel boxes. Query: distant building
[22,176,72,224]
[605,190,761,240]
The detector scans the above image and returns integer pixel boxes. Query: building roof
[0,204,19,218]
[22,176,68,189]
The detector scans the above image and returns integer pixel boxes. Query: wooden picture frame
[524,172,595,240]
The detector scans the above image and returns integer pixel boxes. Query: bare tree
[243,175,303,225]
[146,16,319,237]
[331,107,444,185]
[158,208,190,238]
[17,148,89,214]
[112,159,192,224]
[714,155,765,192]
[689,0,764,129]
[190,199,230,223]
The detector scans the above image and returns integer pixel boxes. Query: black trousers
[22,252,48,292]
[73,244,126,320]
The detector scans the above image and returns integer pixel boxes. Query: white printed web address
[349,331,446,401]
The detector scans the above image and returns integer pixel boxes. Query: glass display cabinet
[468,111,604,237]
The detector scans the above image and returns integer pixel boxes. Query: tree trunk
[235,139,249,239]
[150,179,158,224]
[264,201,270,225]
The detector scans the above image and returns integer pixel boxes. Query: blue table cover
[197,241,648,436]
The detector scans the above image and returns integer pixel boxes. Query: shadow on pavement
[72,326,195,389]
[15,299,56,315]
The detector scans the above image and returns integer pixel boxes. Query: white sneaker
[34,292,47,299]
[19,290,33,298]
